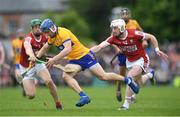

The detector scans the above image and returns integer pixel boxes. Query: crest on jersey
[130,39,133,43]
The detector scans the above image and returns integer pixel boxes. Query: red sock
[56,101,61,107]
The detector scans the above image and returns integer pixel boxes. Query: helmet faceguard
[110,19,126,33]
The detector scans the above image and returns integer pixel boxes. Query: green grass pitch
[0,85,180,116]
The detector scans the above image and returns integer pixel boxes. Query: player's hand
[46,58,56,69]
[156,50,168,61]
[29,61,35,68]
[28,56,37,67]
[29,56,37,62]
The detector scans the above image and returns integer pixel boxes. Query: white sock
[123,100,129,109]
[132,94,136,99]
[146,72,153,79]
[123,97,131,108]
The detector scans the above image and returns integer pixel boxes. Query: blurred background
[0,0,180,88]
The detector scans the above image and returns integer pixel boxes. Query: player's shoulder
[24,33,33,42]
[107,35,115,40]
[127,29,144,37]
[129,19,138,23]
[127,29,136,34]
[107,35,116,43]
[11,38,17,44]
[59,27,70,33]
[12,38,21,44]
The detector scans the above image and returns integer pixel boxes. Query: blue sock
[79,91,87,97]
[124,77,131,85]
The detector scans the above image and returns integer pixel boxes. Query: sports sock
[123,96,131,109]
[146,72,153,79]
[56,101,61,106]
[124,77,131,85]
[132,94,136,98]
[79,91,87,97]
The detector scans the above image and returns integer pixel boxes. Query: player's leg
[36,64,63,109]
[62,64,82,93]
[140,55,155,85]
[89,63,139,94]
[120,65,142,110]
[22,78,36,99]
[116,66,126,102]
[116,54,127,102]
[141,69,156,85]
[14,64,26,97]
[62,64,90,107]
[20,64,37,99]
[15,65,23,83]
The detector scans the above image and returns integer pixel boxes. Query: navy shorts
[117,53,126,66]
[69,51,98,70]
[15,64,20,69]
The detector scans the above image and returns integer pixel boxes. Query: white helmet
[110,19,126,33]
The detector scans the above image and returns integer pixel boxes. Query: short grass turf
[0,85,180,116]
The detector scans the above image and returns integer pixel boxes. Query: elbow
[149,34,156,40]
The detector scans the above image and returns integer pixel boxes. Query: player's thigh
[37,68,51,83]
[89,63,106,77]
[22,79,36,94]
[64,64,82,76]
[127,65,143,78]
[134,74,143,86]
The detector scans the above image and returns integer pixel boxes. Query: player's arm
[134,20,148,48]
[24,37,36,61]
[46,39,72,68]
[53,40,72,61]
[143,33,168,60]
[90,39,110,53]
[36,42,50,58]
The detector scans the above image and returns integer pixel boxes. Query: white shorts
[126,54,150,72]
[19,63,46,80]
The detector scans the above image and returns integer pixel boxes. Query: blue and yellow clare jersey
[48,27,90,60]
[126,19,142,31]
[11,38,23,64]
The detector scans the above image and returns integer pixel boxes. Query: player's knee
[44,79,54,86]
[26,93,35,99]
[62,74,71,81]
[98,74,107,81]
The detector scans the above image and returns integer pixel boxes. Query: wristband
[155,47,159,52]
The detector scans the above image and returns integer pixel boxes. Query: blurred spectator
[0,41,12,87]
[11,28,25,85]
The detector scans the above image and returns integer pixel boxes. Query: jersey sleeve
[24,36,32,44]
[107,36,114,44]
[134,30,145,41]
